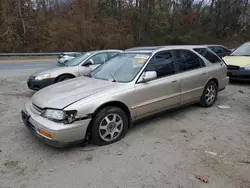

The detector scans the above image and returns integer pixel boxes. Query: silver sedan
[22,46,229,147]
[27,50,122,90]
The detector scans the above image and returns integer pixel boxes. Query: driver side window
[89,53,108,64]
[145,51,176,78]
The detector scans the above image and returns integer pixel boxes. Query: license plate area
[21,110,36,131]
[22,110,29,123]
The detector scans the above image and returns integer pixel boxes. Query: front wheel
[90,107,129,146]
[199,81,218,107]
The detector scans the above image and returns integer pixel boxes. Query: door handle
[172,80,178,83]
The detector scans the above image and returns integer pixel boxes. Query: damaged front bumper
[21,101,91,147]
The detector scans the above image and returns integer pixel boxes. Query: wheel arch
[93,101,132,122]
[84,101,132,143]
[207,78,218,88]
[55,73,75,82]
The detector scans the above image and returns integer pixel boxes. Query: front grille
[32,103,43,114]
[227,65,240,70]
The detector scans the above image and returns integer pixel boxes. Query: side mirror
[138,71,157,83]
[82,59,93,66]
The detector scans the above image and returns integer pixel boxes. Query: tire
[199,80,218,107]
[56,75,74,82]
[91,106,129,146]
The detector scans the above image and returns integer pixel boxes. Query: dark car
[207,45,231,58]
[223,42,250,81]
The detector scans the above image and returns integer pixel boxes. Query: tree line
[0,0,249,52]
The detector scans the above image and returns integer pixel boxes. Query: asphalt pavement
[0,61,57,77]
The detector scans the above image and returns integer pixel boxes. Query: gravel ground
[0,76,249,188]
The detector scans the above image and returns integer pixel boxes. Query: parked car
[27,50,122,90]
[57,52,82,65]
[223,42,250,80]
[21,45,229,147]
[206,45,232,58]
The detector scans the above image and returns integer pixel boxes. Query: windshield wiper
[103,61,118,82]
[109,71,117,82]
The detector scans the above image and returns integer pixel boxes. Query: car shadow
[229,80,250,86]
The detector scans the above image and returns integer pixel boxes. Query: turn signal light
[37,129,53,139]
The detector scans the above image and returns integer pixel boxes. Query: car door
[134,51,181,118]
[173,49,209,105]
[78,52,109,76]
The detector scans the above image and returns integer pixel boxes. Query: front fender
[64,87,136,119]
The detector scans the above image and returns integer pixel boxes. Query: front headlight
[35,73,51,80]
[42,109,65,120]
[42,109,77,124]
[244,64,250,70]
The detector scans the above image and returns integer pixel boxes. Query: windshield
[90,53,151,82]
[231,44,250,56]
[64,52,92,66]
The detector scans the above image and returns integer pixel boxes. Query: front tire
[91,107,129,146]
[199,81,218,107]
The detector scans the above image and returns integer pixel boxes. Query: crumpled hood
[223,56,250,67]
[32,77,116,109]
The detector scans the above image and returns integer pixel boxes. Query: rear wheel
[200,81,218,107]
[56,75,74,82]
[91,107,129,146]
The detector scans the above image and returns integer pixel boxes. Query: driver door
[78,53,109,76]
[133,51,181,118]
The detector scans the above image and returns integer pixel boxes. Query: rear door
[134,51,181,118]
[173,49,209,104]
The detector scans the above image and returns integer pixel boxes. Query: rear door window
[194,48,221,63]
[174,50,205,73]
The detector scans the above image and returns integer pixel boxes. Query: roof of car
[62,52,82,54]
[90,49,123,54]
[124,45,209,53]
[125,46,165,51]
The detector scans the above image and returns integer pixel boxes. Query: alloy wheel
[205,85,216,105]
[99,114,123,142]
